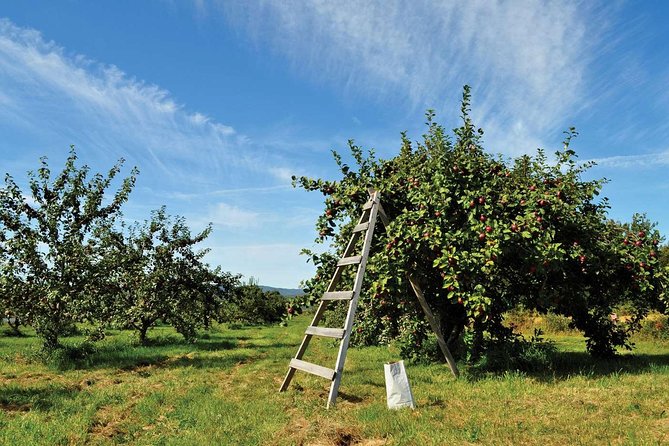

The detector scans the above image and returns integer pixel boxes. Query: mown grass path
[1,314,668,445]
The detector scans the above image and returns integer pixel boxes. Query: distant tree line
[0,148,288,351]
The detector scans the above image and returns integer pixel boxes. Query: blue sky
[1,1,668,288]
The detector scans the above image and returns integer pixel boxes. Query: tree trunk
[42,330,60,351]
[138,320,152,345]
[7,317,22,336]
[438,304,467,358]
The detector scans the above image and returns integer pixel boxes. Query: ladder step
[289,358,336,380]
[305,326,345,339]
[337,255,362,266]
[322,291,355,301]
[352,222,370,233]
[363,201,374,210]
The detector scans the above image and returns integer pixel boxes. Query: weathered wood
[377,204,390,228]
[327,191,381,408]
[289,359,336,380]
[407,275,460,378]
[322,291,354,301]
[279,299,330,391]
[305,326,345,339]
[362,200,374,210]
[280,206,370,393]
[337,255,362,266]
[352,222,370,233]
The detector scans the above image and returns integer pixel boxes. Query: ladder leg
[279,368,297,392]
[408,275,459,378]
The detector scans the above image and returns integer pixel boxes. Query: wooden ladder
[279,189,389,408]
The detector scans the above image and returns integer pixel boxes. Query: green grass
[1,316,668,445]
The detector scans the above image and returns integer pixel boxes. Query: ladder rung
[305,326,345,339]
[362,200,374,210]
[322,291,354,301]
[289,358,336,380]
[352,222,370,233]
[337,255,362,266]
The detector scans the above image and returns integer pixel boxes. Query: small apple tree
[99,207,233,344]
[0,148,137,350]
[294,87,667,361]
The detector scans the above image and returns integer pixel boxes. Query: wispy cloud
[0,18,293,187]
[205,242,315,287]
[204,202,260,228]
[590,151,669,169]
[215,1,603,155]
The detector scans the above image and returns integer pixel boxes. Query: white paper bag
[384,360,416,409]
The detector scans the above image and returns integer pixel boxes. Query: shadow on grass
[44,334,247,371]
[464,350,669,382]
[0,384,80,412]
[545,350,669,380]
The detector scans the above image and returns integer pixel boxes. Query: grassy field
[1,314,668,446]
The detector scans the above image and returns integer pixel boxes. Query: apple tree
[99,207,234,344]
[294,87,667,361]
[0,148,137,350]
[220,279,287,325]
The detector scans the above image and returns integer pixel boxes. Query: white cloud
[0,18,286,187]
[216,1,603,155]
[207,202,260,228]
[590,151,669,169]
[267,166,296,182]
[205,242,315,287]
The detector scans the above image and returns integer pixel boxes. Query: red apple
[479,214,487,222]
[485,225,493,233]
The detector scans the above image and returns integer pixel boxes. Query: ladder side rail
[327,193,381,408]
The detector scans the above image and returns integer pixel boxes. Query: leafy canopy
[294,87,667,361]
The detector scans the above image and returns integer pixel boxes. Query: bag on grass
[384,360,416,409]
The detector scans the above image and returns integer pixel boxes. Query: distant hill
[259,285,304,297]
